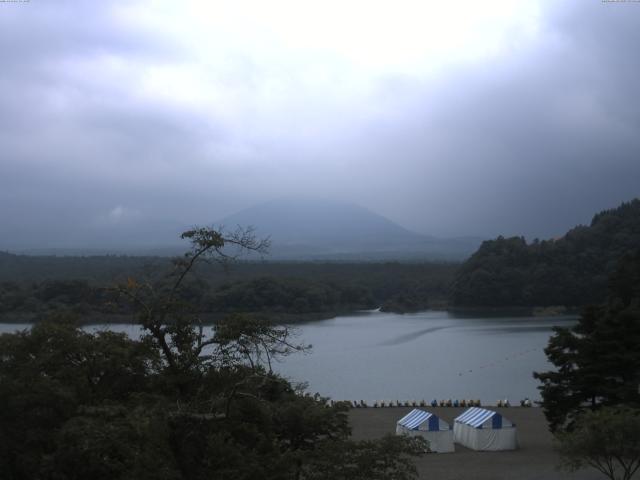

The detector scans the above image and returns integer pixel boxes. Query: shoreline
[334,400,534,409]
[0,305,581,325]
[446,305,581,317]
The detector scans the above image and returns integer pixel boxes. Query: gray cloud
[0,0,639,250]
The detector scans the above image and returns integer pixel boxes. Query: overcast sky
[1,0,639,249]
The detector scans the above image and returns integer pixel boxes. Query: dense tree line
[0,280,124,319]
[0,251,163,283]
[205,277,375,314]
[0,261,456,321]
[451,199,640,307]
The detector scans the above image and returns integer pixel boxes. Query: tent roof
[397,409,440,430]
[455,407,511,429]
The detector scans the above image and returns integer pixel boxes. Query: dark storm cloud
[0,0,639,249]
[331,1,640,238]
[0,1,230,248]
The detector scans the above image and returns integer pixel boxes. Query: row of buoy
[328,399,482,408]
[327,398,534,408]
[458,348,539,376]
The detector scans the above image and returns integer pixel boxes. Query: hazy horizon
[1,1,639,250]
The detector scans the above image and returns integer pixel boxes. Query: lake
[0,310,576,404]
[275,310,577,404]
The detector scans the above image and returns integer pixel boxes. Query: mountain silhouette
[218,197,481,260]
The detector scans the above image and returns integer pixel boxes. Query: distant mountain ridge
[218,197,482,261]
[451,198,640,307]
[220,197,422,244]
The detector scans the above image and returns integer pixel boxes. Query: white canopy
[453,407,518,451]
[396,409,454,453]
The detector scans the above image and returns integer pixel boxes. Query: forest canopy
[0,260,456,321]
[450,199,640,308]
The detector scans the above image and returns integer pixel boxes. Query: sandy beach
[349,407,603,480]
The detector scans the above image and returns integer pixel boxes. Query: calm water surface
[0,310,577,404]
[276,310,577,404]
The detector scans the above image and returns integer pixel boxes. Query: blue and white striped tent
[396,409,454,453]
[453,407,518,451]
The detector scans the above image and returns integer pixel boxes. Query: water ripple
[378,326,449,346]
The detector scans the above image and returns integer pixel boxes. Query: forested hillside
[450,199,640,307]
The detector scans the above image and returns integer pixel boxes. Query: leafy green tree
[115,226,272,377]
[301,435,426,480]
[50,405,179,480]
[0,317,160,478]
[556,406,640,480]
[534,251,640,432]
